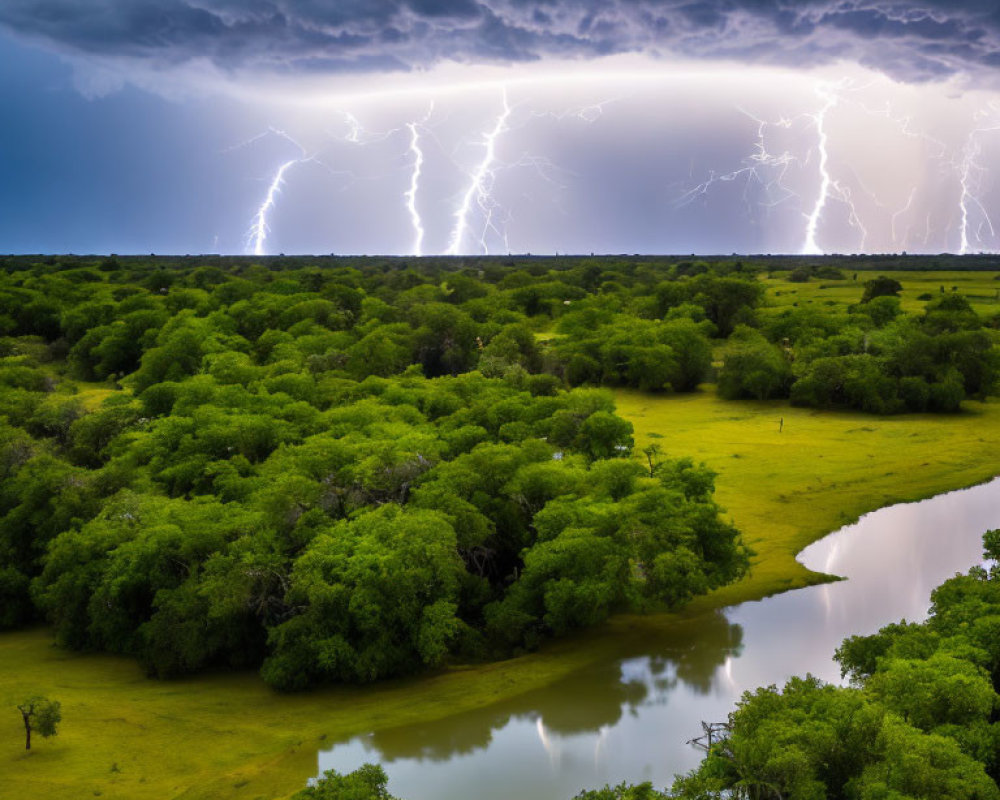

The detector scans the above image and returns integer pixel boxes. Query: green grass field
[3,270,1000,800]
[4,389,998,800]
[615,388,1000,608]
[762,269,1000,317]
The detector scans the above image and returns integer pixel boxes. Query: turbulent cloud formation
[2,3,999,256]
[2,1,1000,88]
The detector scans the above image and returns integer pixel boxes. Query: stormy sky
[2,1,1000,255]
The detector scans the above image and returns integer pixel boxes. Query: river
[317,477,1000,799]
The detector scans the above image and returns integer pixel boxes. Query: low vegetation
[16,695,60,751]
[1,255,998,798]
[294,529,1000,800]
[589,529,1000,800]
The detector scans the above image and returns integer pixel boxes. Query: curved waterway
[317,477,1000,798]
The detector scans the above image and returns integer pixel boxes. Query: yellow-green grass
[616,387,1000,608]
[71,382,120,412]
[762,269,1000,317]
[4,393,1000,800]
[0,625,629,800]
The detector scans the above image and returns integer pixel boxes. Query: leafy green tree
[866,653,997,732]
[922,292,982,335]
[717,326,791,401]
[860,294,902,327]
[409,302,478,376]
[576,411,634,460]
[16,696,61,750]
[861,275,903,302]
[687,274,764,336]
[574,782,667,800]
[262,505,466,689]
[791,354,903,414]
[292,764,398,800]
[854,717,1000,800]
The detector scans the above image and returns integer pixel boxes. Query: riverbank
[2,389,999,800]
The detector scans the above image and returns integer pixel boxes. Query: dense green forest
[1,256,998,691]
[299,529,1000,799]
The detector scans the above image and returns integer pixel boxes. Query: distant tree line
[718,283,999,413]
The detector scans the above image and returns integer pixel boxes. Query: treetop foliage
[0,255,996,690]
[0,257,757,688]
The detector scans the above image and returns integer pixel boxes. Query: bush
[717,326,791,401]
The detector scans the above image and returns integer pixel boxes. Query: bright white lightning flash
[243,117,397,256]
[343,112,364,143]
[404,104,435,257]
[239,127,321,256]
[801,84,837,255]
[891,186,918,247]
[957,105,1000,254]
[405,122,426,256]
[249,158,301,256]
[231,74,1000,256]
[674,109,804,215]
[447,88,513,255]
[675,81,955,253]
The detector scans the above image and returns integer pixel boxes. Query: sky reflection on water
[318,478,1000,799]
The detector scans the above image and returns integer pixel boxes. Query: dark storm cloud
[2,0,1000,84]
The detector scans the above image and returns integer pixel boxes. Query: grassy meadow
[2,268,1000,800]
[762,269,1000,316]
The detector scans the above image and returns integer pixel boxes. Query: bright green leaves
[262,505,465,688]
[0,259,754,691]
[867,654,997,732]
[672,530,1000,800]
[293,764,398,800]
[16,695,61,750]
[717,325,792,401]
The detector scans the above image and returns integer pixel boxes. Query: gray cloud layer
[2,1,1000,83]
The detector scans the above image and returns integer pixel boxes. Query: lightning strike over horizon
[343,112,364,143]
[249,158,300,256]
[404,104,435,257]
[447,88,513,255]
[240,127,317,256]
[229,75,1000,257]
[801,84,838,255]
[405,122,426,256]
[957,105,1000,254]
[671,78,987,254]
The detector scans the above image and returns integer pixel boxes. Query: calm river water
[318,478,1000,799]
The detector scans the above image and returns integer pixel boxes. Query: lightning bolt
[404,104,435,257]
[831,179,869,250]
[343,112,364,144]
[447,88,513,256]
[249,159,300,256]
[231,77,998,257]
[674,109,804,217]
[405,122,427,256]
[243,128,317,256]
[801,84,837,255]
[832,90,950,251]
[957,104,1000,254]
[529,95,626,124]
[242,114,414,256]
[676,79,965,254]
